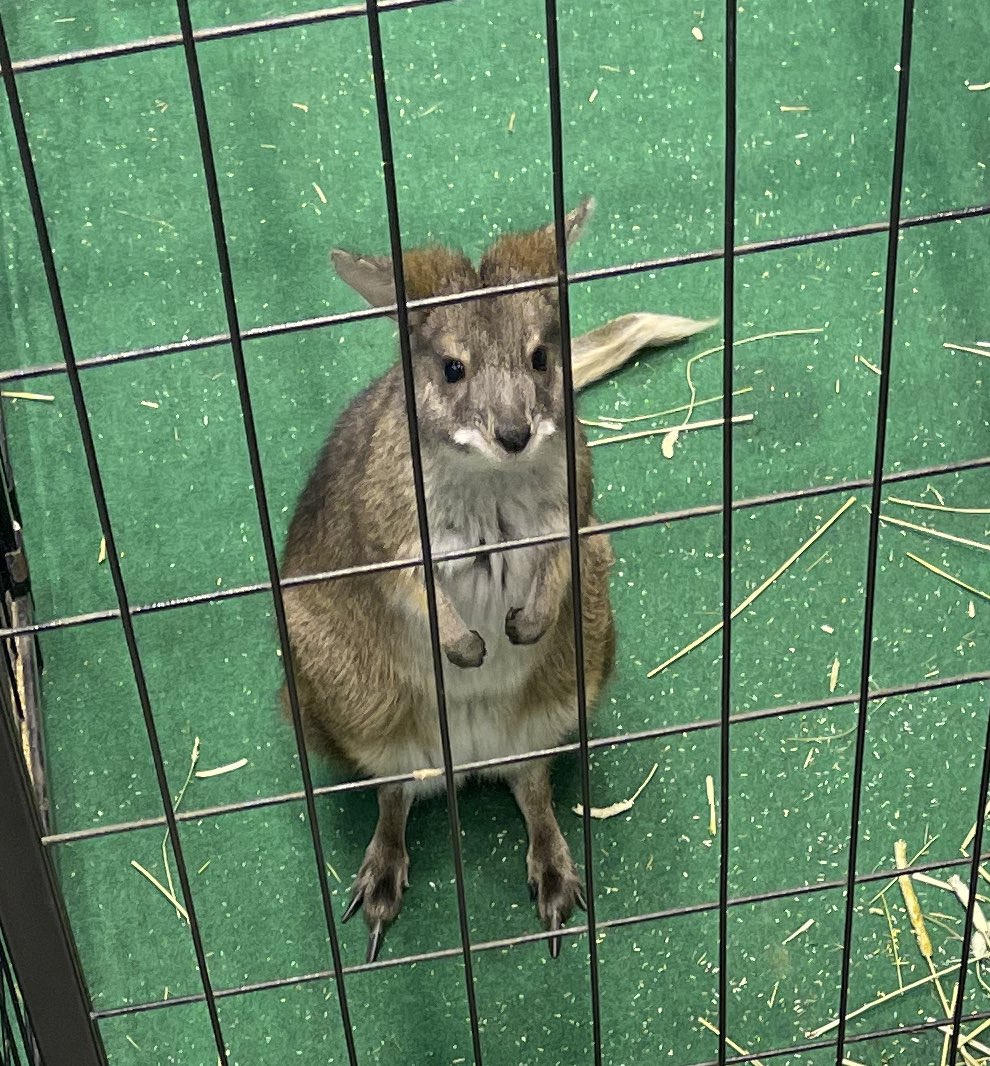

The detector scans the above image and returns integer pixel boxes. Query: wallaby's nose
[495,425,532,454]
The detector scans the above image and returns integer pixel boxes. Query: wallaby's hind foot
[341,786,412,963]
[509,760,586,958]
[527,841,587,959]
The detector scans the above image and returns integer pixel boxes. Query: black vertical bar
[718,0,738,1060]
[362,3,485,1063]
[0,13,232,1064]
[0,673,105,1066]
[946,685,990,1065]
[541,3,603,1062]
[169,4,361,1062]
[833,3,915,1063]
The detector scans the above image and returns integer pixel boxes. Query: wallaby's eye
[531,345,548,372]
[443,359,465,384]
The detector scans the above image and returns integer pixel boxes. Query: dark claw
[366,921,385,964]
[549,911,562,959]
[342,890,363,923]
[528,879,538,901]
[575,886,587,912]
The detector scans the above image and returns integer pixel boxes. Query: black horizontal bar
[3,451,988,644]
[89,844,990,1021]
[42,667,990,847]
[696,1007,990,1066]
[1,0,455,76]
[0,200,987,388]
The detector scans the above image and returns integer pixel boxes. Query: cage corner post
[0,678,107,1066]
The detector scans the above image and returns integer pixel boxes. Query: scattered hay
[648,496,856,677]
[195,758,248,779]
[573,763,658,820]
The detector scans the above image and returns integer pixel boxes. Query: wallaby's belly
[388,481,573,787]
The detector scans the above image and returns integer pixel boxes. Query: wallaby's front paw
[505,606,550,646]
[342,844,410,964]
[527,849,586,959]
[445,630,486,669]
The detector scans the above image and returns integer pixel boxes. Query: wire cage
[0,930,38,1066]
[0,0,988,1064]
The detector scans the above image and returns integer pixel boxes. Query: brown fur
[280,201,625,960]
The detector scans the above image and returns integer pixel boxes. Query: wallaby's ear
[331,250,398,312]
[480,197,595,284]
[331,246,478,314]
[543,196,595,248]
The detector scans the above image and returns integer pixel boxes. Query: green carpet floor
[1,0,988,1062]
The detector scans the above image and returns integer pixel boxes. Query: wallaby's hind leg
[508,760,586,958]
[342,784,413,963]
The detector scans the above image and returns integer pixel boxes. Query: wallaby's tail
[571,312,719,391]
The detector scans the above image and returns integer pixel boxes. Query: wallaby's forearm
[391,550,487,668]
[505,543,570,646]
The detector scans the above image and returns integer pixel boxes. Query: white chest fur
[426,456,568,662]
[383,450,574,785]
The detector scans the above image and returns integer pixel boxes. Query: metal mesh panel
[0,2,988,1065]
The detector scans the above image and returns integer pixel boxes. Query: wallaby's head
[331,199,594,466]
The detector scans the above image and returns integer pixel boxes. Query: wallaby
[280,199,716,963]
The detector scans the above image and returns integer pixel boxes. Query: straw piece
[890,497,990,517]
[697,1017,767,1066]
[97,536,107,565]
[782,918,815,945]
[162,737,200,918]
[578,417,623,430]
[906,553,990,604]
[895,839,934,958]
[412,767,443,781]
[130,860,189,921]
[706,774,717,836]
[587,412,753,449]
[806,961,965,1039]
[961,806,990,855]
[828,658,840,693]
[595,386,753,427]
[573,763,658,820]
[867,831,939,905]
[960,1017,990,1051]
[880,893,905,988]
[855,354,882,376]
[940,983,959,1066]
[681,326,823,425]
[195,758,248,778]
[648,496,856,677]
[947,875,990,959]
[913,871,953,892]
[0,390,55,402]
[880,514,990,554]
[944,342,990,359]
